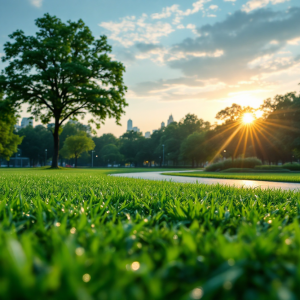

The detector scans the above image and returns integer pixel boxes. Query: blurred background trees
[2,90,300,168]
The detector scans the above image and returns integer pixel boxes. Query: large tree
[0,14,127,168]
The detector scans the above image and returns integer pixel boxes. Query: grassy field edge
[162,171,300,183]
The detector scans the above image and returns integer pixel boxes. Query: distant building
[127,119,133,131]
[167,114,174,126]
[161,122,165,129]
[145,131,151,138]
[21,117,33,128]
[133,126,140,133]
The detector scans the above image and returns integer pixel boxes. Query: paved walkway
[111,170,300,191]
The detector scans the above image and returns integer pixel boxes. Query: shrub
[255,165,284,170]
[222,168,291,173]
[283,163,300,171]
[255,163,300,171]
[205,157,262,172]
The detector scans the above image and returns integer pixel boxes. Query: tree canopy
[0,93,23,160]
[0,13,127,168]
[60,133,95,167]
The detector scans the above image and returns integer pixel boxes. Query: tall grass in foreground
[0,169,300,299]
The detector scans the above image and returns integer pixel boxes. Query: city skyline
[127,114,175,137]
[1,0,300,137]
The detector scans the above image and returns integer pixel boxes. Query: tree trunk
[51,120,60,168]
[75,155,78,168]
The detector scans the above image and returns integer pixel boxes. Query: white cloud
[209,5,218,10]
[151,5,180,19]
[242,0,289,12]
[99,14,174,47]
[151,0,211,24]
[186,24,198,35]
[224,0,236,2]
[99,1,214,47]
[287,37,300,45]
[30,0,43,8]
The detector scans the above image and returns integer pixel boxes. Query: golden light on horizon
[242,113,255,124]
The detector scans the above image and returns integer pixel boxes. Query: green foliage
[255,165,286,170]
[0,14,127,167]
[101,144,123,164]
[180,132,211,167]
[0,168,300,299]
[60,133,95,167]
[0,94,23,160]
[18,125,53,165]
[282,163,300,171]
[255,164,300,171]
[205,157,262,172]
[222,168,291,173]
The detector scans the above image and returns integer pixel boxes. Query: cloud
[131,76,270,103]
[242,0,290,12]
[224,0,236,2]
[131,7,300,102]
[209,5,219,10]
[151,0,211,24]
[167,8,300,84]
[30,0,43,7]
[99,1,214,47]
[99,14,174,47]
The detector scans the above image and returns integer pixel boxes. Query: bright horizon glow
[242,113,255,124]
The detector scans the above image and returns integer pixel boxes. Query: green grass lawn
[163,171,300,183]
[1,168,300,299]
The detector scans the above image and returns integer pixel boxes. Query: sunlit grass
[0,168,300,299]
[163,171,300,183]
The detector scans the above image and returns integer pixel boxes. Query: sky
[1,0,300,137]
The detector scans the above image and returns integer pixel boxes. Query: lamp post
[224,149,226,160]
[45,149,47,166]
[92,150,95,168]
[162,144,165,167]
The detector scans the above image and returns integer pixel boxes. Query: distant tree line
[3,89,299,168]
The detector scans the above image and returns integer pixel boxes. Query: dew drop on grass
[191,288,203,299]
[285,239,291,245]
[82,274,91,282]
[75,247,85,256]
[131,261,140,271]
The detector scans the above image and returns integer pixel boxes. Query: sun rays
[242,113,255,124]
[208,108,299,164]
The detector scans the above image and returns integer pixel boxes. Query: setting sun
[242,113,255,124]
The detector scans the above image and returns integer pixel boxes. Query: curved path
[111,170,300,191]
